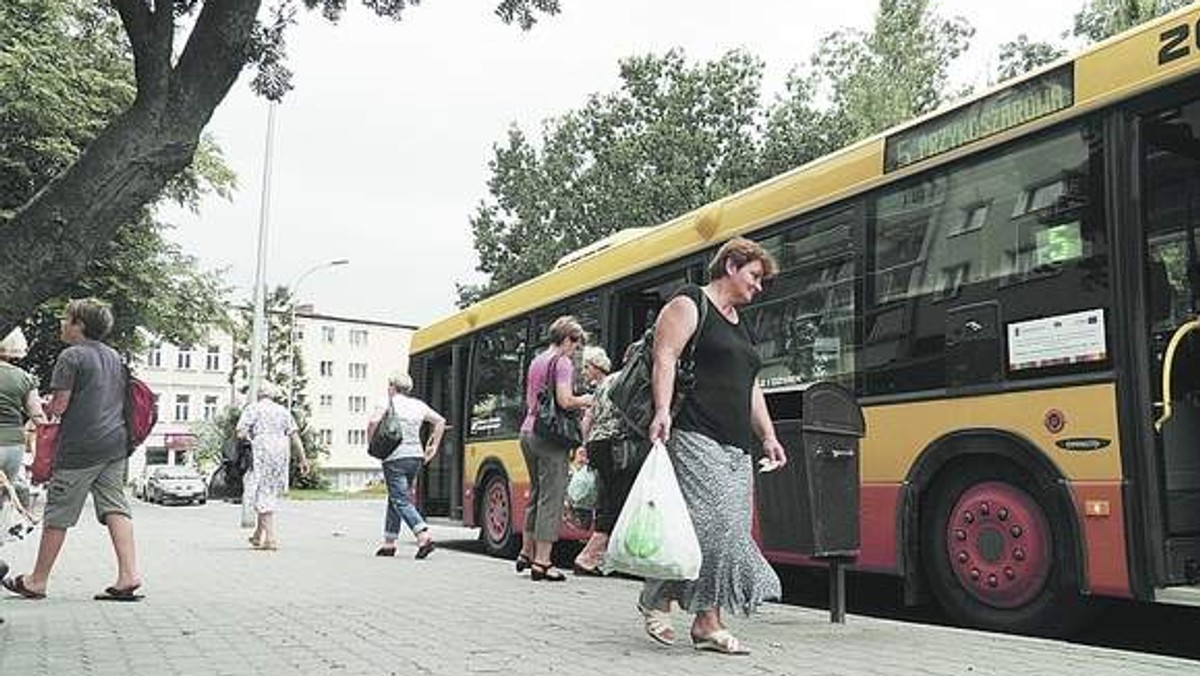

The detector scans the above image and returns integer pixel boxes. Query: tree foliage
[466,50,771,298]
[994,35,1068,83]
[811,0,973,143]
[1,0,232,384]
[1072,0,1193,43]
[0,0,560,337]
[464,0,974,300]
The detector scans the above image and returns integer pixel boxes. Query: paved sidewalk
[0,498,1195,675]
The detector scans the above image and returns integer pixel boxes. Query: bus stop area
[0,499,1193,676]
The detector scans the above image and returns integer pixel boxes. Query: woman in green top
[0,328,47,586]
[0,328,46,510]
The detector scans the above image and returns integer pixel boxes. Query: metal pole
[286,259,349,411]
[829,557,847,624]
[248,103,278,404]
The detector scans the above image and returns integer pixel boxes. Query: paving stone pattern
[0,499,1194,675]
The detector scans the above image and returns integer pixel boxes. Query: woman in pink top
[516,316,592,581]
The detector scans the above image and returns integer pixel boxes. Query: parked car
[145,466,208,505]
[131,465,166,501]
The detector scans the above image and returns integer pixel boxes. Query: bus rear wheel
[480,472,520,559]
[921,461,1080,635]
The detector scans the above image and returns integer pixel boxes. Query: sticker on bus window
[1034,221,1083,267]
[1007,309,1107,371]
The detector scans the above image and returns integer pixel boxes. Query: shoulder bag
[368,396,404,460]
[533,355,583,449]
[607,287,708,440]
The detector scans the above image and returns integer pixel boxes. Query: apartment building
[295,309,415,491]
[131,328,235,479]
[132,309,415,491]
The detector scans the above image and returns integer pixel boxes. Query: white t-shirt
[371,394,441,461]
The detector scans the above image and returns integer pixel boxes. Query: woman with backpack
[636,237,788,656]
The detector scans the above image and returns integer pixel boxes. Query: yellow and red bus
[410,4,1200,633]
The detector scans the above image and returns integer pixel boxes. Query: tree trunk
[0,0,262,337]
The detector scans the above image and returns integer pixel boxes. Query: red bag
[31,423,58,485]
[124,369,158,450]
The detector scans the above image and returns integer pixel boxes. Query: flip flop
[691,629,749,655]
[3,575,46,600]
[374,546,397,557]
[94,585,143,602]
[415,542,436,560]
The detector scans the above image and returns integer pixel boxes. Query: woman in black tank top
[637,237,788,656]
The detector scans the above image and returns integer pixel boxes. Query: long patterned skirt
[639,429,781,616]
[243,434,289,514]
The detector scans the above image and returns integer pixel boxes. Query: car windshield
[154,467,200,479]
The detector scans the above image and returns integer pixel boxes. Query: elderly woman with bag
[236,382,309,551]
[367,372,446,560]
[516,316,592,582]
[637,237,787,655]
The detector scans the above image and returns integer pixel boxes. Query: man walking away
[2,298,143,602]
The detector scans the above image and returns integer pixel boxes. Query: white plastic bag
[240,500,256,529]
[604,440,701,580]
[566,465,598,510]
[0,472,36,545]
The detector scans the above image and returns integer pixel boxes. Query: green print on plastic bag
[623,499,664,559]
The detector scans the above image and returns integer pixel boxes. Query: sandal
[691,629,749,655]
[2,575,46,600]
[515,553,532,573]
[637,603,675,645]
[375,546,397,557]
[529,562,566,582]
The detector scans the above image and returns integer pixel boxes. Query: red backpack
[123,364,158,452]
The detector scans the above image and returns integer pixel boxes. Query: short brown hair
[547,315,587,346]
[707,237,778,281]
[65,298,114,340]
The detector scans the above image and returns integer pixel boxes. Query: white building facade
[132,310,415,492]
[130,328,236,479]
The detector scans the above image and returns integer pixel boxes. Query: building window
[177,344,193,370]
[319,360,334,377]
[147,343,162,368]
[350,329,369,346]
[319,394,333,408]
[347,429,366,446]
[174,394,190,422]
[321,326,336,343]
[348,362,367,380]
[348,395,367,413]
[319,429,333,446]
[203,395,219,420]
[205,345,221,371]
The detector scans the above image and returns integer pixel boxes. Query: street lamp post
[287,258,349,411]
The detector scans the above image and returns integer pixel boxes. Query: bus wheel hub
[947,481,1051,608]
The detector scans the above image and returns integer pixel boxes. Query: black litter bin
[756,381,865,557]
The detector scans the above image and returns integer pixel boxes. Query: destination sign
[884,65,1074,172]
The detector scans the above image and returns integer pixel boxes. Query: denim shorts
[44,457,131,529]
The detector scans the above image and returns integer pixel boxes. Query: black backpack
[607,289,708,439]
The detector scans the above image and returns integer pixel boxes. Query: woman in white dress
[236,382,309,550]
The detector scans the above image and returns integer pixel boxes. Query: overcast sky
[162,0,1087,327]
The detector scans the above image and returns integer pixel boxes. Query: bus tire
[479,472,520,559]
[920,459,1081,635]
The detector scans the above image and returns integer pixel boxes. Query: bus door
[1141,94,1200,556]
[418,347,463,519]
[612,272,693,357]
